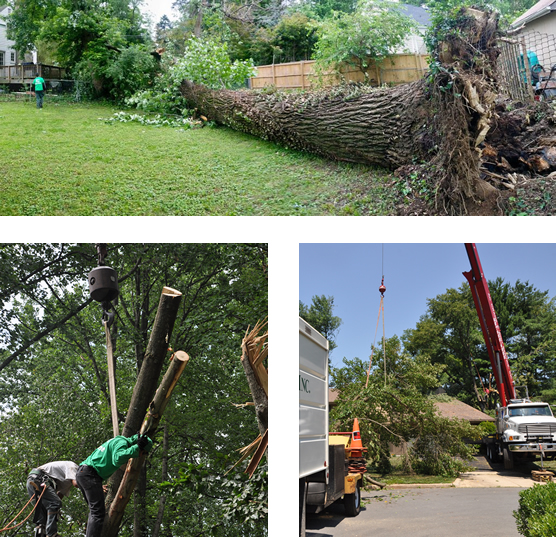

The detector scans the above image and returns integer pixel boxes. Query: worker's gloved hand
[137,434,153,452]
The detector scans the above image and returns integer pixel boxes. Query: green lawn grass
[0,101,397,216]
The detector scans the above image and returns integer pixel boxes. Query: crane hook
[379,277,386,296]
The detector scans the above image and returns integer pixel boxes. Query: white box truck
[299,317,362,536]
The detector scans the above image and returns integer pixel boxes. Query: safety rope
[0,483,47,533]
[365,297,384,389]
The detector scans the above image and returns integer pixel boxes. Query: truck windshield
[509,406,553,417]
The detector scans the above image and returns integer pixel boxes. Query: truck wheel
[299,478,307,537]
[503,446,514,470]
[344,479,361,517]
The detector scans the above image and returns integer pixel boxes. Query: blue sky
[299,243,556,368]
[142,0,177,23]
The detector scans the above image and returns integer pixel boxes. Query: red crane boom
[463,243,516,406]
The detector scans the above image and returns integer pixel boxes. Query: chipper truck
[299,317,363,537]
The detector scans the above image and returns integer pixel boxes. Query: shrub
[168,37,257,90]
[514,482,556,537]
[125,37,256,115]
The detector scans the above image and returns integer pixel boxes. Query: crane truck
[299,317,363,537]
[464,243,556,470]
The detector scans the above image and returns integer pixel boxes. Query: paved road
[306,487,524,537]
[306,456,537,537]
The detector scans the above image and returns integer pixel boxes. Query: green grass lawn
[0,101,397,216]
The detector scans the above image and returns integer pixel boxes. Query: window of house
[0,52,5,66]
[10,52,15,63]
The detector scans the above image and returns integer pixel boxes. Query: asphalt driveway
[306,487,524,537]
[306,455,540,537]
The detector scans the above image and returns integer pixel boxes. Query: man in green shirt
[32,76,46,109]
[76,434,153,537]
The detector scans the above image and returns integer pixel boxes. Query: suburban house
[510,0,556,34]
[399,3,431,55]
[0,5,18,67]
[508,0,556,93]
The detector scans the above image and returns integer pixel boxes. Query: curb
[385,482,456,489]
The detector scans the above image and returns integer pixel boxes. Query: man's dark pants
[76,465,105,537]
[26,475,61,536]
[35,90,44,108]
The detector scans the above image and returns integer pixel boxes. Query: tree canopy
[0,243,268,537]
[402,278,556,409]
[330,336,476,476]
[299,294,342,352]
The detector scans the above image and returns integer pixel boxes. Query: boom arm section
[463,243,516,406]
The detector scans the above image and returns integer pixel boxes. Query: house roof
[400,4,431,27]
[330,389,494,424]
[434,399,495,424]
[511,0,556,28]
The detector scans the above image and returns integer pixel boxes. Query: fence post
[520,37,535,102]
[301,61,305,90]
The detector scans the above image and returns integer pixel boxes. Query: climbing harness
[0,480,47,533]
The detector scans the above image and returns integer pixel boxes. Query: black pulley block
[88,266,119,302]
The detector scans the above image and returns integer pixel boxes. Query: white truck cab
[489,399,556,469]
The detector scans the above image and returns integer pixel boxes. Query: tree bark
[241,321,268,436]
[103,287,183,525]
[152,423,169,537]
[133,465,147,537]
[102,350,190,537]
[180,8,532,215]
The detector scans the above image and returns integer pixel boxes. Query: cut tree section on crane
[101,286,183,537]
[102,350,190,537]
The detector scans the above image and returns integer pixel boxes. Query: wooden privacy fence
[250,54,429,89]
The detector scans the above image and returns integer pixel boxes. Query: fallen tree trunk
[102,350,190,537]
[180,8,555,215]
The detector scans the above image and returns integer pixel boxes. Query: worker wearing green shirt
[76,434,153,537]
[32,76,46,109]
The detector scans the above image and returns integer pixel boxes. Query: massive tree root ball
[180,8,556,215]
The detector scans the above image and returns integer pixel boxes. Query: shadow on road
[306,503,357,537]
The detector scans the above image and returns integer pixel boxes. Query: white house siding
[0,6,17,66]
[521,10,556,36]
[517,12,556,71]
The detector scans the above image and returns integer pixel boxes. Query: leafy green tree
[312,0,415,80]
[291,0,358,20]
[0,243,268,537]
[403,279,556,410]
[403,285,488,408]
[330,336,475,476]
[169,36,256,89]
[488,278,556,396]
[299,294,342,351]
[271,12,318,62]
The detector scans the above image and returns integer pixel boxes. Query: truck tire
[300,478,307,537]
[344,479,361,517]
[503,445,514,470]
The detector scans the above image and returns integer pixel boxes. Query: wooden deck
[0,63,68,85]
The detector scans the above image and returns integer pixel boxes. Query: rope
[365,296,384,389]
[0,483,47,533]
[105,321,119,438]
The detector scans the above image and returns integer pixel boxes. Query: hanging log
[103,286,182,523]
[101,350,190,537]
